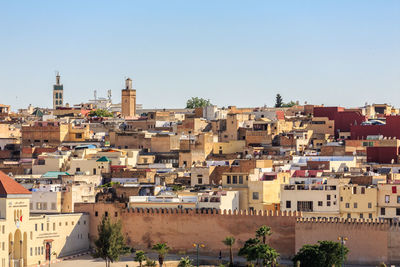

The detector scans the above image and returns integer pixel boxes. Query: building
[121,78,136,118]
[0,171,89,267]
[53,73,63,110]
[339,184,378,219]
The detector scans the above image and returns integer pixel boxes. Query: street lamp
[338,236,348,267]
[193,243,205,267]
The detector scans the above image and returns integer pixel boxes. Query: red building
[351,116,400,140]
[314,107,366,138]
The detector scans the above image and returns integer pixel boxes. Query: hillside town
[1,74,400,266]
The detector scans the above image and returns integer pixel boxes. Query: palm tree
[134,250,147,267]
[222,236,235,267]
[152,243,170,267]
[256,226,272,244]
[178,257,194,267]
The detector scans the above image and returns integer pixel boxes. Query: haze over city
[1,0,400,110]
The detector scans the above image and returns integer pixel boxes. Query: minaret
[53,72,63,109]
[121,77,136,117]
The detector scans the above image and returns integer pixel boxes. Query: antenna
[94,90,97,107]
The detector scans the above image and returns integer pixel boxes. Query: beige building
[0,171,89,267]
[339,184,377,219]
[377,183,400,219]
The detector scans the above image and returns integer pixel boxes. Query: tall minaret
[53,72,63,109]
[121,77,136,117]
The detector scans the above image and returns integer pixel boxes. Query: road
[50,253,380,267]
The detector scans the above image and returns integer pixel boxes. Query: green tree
[222,236,235,267]
[185,97,211,108]
[178,256,194,267]
[275,94,283,108]
[292,244,325,267]
[144,259,157,267]
[256,244,279,267]
[256,226,272,244]
[134,250,147,267]
[92,216,129,267]
[152,243,170,267]
[281,101,297,107]
[89,109,114,117]
[238,238,261,264]
[318,240,349,267]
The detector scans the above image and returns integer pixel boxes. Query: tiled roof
[0,171,31,196]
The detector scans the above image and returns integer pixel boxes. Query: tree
[152,243,170,267]
[92,216,129,267]
[186,97,211,109]
[292,241,349,267]
[275,94,283,108]
[256,226,272,244]
[89,109,114,117]
[222,236,235,267]
[134,250,147,267]
[318,240,349,267]
[238,238,261,263]
[178,257,194,267]
[292,244,325,267]
[256,244,279,267]
[281,101,297,107]
[144,259,157,267]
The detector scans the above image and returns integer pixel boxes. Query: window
[381,208,386,216]
[318,201,323,206]
[286,201,291,209]
[105,211,108,217]
[46,223,49,231]
[340,196,343,202]
[347,213,351,219]
[239,176,243,184]
[354,203,358,209]
[84,220,86,225]
[297,201,313,212]
[227,176,231,184]
[93,168,96,175]
[115,212,118,217]
[42,203,47,210]
[51,203,56,210]
[327,201,331,207]
[385,195,390,203]
[252,192,259,200]
[360,213,363,219]
[36,203,41,210]
[41,247,43,255]
[352,187,357,194]
[95,211,98,217]
[397,196,400,204]
[361,187,365,194]
[397,208,400,216]
[72,221,74,226]
[345,203,350,208]
[232,176,237,184]
[197,178,202,184]
[41,224,43,231]
[368,203,372,209]
[75,133,82,139]
[369,213,373,219]
[76,168,81,172]
[35,224,37,231]
[327,195,331,200]
[35,247,37,256]
[30,247,32,256]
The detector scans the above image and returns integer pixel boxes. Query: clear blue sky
[1,1,399,110]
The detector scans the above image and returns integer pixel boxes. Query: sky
[0,1,399,111]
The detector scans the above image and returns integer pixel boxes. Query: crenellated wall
[75,202,400,265]
[296,217,400,265]
[75,203,298,258]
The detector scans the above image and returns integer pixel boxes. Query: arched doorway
[13,229,23,267]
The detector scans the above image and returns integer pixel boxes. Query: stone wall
[75,203,298,258]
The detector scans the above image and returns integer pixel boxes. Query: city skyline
[1,0,400,110]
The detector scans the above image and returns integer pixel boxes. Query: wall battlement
[125,207,301,217]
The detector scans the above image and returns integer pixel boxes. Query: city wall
[296,217,400,265]
[75,203,297,258]
[75,203,400,265]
